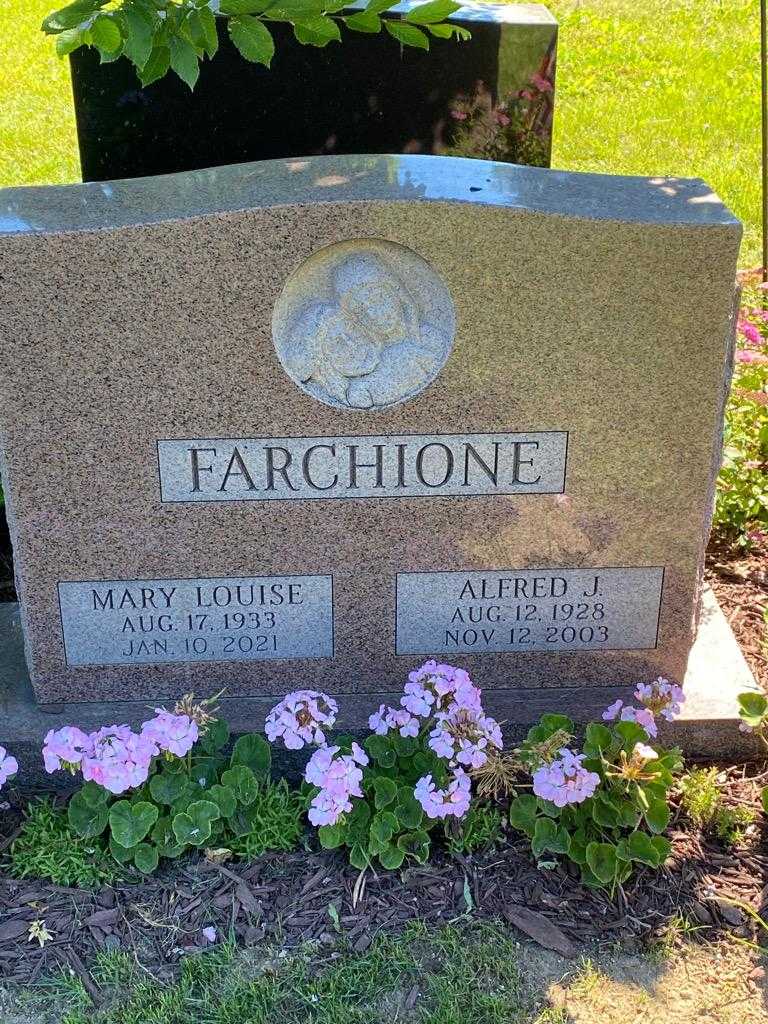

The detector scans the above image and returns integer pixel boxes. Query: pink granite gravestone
[0,154,741,728]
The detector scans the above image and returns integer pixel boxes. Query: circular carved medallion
[272,239,456,411]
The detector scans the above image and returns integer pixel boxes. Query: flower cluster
[0,746,18,788]
[368,705,419,738]
[304,742,368,826]
[532,748,600,807]
[428,707,503,769]
[414,768,471,820]
[265,690,338,750]
[602,676,685,738]
[401,660,482,718]
[42,708,199,795]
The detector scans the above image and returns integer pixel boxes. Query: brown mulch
[706,538,768,691]
[1,770,767,989]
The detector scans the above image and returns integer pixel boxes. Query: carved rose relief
[272,239,456,410]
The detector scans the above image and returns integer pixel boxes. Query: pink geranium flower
[0,747,18,787]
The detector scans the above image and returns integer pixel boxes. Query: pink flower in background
[602,699,624,722]
[141,709,199,757]
[81,725,157,795]
[201,926,217,944]
[414,768,471,820]
[619,705,658,738]
[530,71,553,92]
[0,747,18,787]
[450,109,468,121]
[265,690,338,749]
[42,726,93,773]
[495,111,511,126]
[736,349,768,364]
[532,749,600,807]
[737,319,763,346]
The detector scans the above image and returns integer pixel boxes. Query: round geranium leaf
[133,843,159,874]
[68,788,110,839]
[378,844,405,870]
[109,801,159,849]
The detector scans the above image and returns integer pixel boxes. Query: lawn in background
[0,0,762,266]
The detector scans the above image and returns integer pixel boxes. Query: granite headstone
[68,2,557,181]
[0,154,741,727]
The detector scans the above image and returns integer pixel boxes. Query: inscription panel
[157,431,568,502]
[58,575,333,666]
[396,567,664,655]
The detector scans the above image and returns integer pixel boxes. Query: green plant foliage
[310,731,444,871]
[714,286,768,547]
[41,0,468,90]
[63,721,299,873]
[8,798,118,887]
[679,767,721,827]
[445,802,502,856]
[227,778,306,859]
[714,804,757,848]
[508,713,680,891]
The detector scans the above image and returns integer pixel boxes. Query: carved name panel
[395,567,664,655]
[57,575,334,666]
[157,432,568,501]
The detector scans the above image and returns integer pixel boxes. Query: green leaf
[509,795,538,838]
[378,843,405,870]
[738,691,768,727]
[592,795,621,828]
[615,720,649,747]
[168,35,199,89]
[188,7,219,58]
[365,0,399,12]
[90,14,123,54]
[627,830,661,866]
[42,0,107,34]
[150,817,185,858]
[427,22,469,39]
[133,843,159,874]
[404,0,460,24]
[644,796,670,835]
[109,800,158,849]
[531,818,569,858]
[762,786,768,816]
[221,765,258,806]
[207,784,237,819]
[293,15,341,45]
[55,27,85,55]
[384,20,429,49]
[397,829,430,863]
[318,822,346,849]
[230,734,271,779]
[68,788,110,839]
[349,843,370,870]
[219,0,274,12]
[109,835,134,864]
[344,11,381,32]
[346,799,372,842]
[540,714,575,734]
[391,733,417,757]
[139,44,171,87]
[585,841,618,885]
[584,722,612,752]
[149,771,189,806]
[172,800,220,847]
[395,791,423,830]
[121,6,154,68]
[365,734,396,768]
[650,835,672,864]
[373,776,398,810]
[370,811,398,846]
[228,15,275,66]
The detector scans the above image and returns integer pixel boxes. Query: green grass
[5,922,553,1024]
[7,797,119,888]
[0,0,761,266]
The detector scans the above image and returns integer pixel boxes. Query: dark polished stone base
[69,4,557,182]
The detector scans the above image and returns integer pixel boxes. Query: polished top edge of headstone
[0,154,741,236]
[346,0,558,24]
